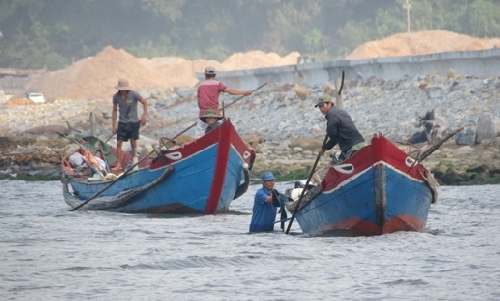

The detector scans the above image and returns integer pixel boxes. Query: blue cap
[261,171,276,181]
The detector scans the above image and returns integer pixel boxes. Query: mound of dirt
[223,50,300,70]
[346,30,500,60]
[6,98,34,107]
[21,46,169,101]
[15,47,300,101]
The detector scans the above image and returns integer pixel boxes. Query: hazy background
[1,0,500,71]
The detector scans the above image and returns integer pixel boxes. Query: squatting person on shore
[111,78,148,171]
[315,94,365,161]
[249,171,278,233]
[196,66,252,138]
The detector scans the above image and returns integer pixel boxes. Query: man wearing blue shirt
[249,171,278,232]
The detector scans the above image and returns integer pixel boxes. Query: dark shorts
[117,122,140,142]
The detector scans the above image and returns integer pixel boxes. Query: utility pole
[404,0,411,33]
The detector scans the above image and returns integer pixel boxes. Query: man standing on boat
[111,78,148,171]
[315,94,365,161]
[196,66,252,138]
[249,171,278,233]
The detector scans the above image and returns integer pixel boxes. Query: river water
[1,180,499,301]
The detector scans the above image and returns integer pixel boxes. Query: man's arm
[318,110,341,155]
[139,97,147,126]
[256,189,272,204]
[323,112,340,150]
[224,88,252,96]
[323,137,337,151]
[112,103,118,134]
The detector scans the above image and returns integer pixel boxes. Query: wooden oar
[170,83,268,141]
[285,133,329,234]
[70,149,156,211]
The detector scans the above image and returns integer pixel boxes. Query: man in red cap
[111,78,147,171]
[196,66,252,138]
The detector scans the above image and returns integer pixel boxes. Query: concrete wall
[197,48,500,89]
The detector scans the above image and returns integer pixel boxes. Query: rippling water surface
[1,181,499,300]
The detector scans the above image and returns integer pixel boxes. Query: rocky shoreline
[1,70,500,185]
[1,131,499,186]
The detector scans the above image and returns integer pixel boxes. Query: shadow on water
[146,213,206,219]
[426,228,445,235]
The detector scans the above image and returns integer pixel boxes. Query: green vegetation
[1,174,60,181]
[1,0,500,70]
[250,166,312,182]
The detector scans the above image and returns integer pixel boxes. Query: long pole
[285,133,329,234]
[418,127,464,161]
[285,71,344,234]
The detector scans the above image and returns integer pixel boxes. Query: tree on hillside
[1,0,500,69]
[460,0,500,37]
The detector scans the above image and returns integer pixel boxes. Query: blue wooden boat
[61,119,256,214]
[286,133,439,236]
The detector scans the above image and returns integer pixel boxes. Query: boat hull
[62,119,255,214]
[292,133,438,236]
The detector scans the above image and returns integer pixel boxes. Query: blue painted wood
[64,119,253,214]
[294,163,433,235]
[68,146,246,213]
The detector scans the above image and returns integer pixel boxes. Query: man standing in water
[249,171,278,232]
[111,79,147,171]
[196,66,252,138]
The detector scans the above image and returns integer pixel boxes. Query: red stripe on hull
[382,214,426,234]
[319,214,426,236]
[320,218,381,236]
[205,123,231,214]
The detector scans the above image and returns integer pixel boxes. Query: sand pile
[223,50,300,70]
[21,46,169,101]
[346,30,500,60]
[16,47,300,101]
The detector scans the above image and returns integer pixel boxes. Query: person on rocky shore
[111,78,148,171]
[196,66,252,138]
[315,94,365,161]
